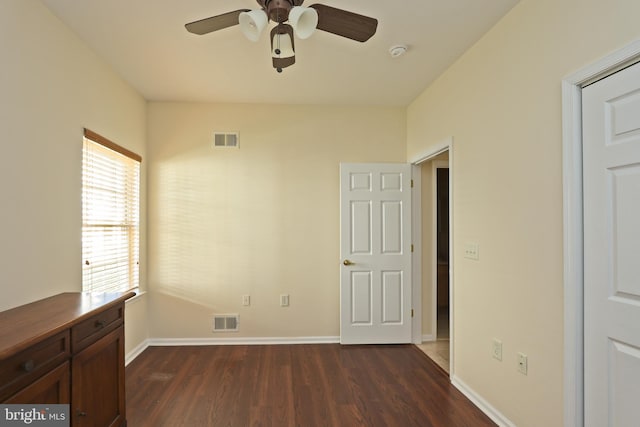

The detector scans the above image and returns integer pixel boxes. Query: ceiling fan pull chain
[275,8,281,56]
[275,27,281,56]
[275,22,283,73]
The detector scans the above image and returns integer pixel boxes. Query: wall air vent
[212,314,239,332]
[213,132,239,148]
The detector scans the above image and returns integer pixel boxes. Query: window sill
[125,290,147,304]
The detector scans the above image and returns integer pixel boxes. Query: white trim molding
[410,137,453,165]
[410,136,454,377]
[125,339,150,366]
[148,336,341,347]
[124,290,147,304]
[125,336,342,365]
[412,164,423,344]
[452,376,515,427]
[421,334,436,342]
[562,37,640,427]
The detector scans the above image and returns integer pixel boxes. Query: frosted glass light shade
[289,6,318,39]
[239,10,268,42]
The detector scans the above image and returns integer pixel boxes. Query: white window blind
[82,129,140,293]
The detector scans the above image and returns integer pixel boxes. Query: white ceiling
[40,0,519,107]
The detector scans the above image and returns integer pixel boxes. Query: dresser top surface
[0,292,135,359]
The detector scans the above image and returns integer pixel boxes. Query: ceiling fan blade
[185,9,250,35]
[309,4,378,42]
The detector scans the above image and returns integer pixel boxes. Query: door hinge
[411,179,414,188]
[411,309,414,318]
[411,244,414,253]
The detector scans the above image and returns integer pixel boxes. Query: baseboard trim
[124,336,340,365]
[451,375,515,427]
[125,339,150,366]
[148,336,341,346]
[421,334,436,342]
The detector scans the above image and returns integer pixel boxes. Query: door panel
[609,340,640,426]
[382,201,402,253]
[351,201,372,254]
[351,272,372,324]
[583,61,640,427]
[340,163,412,344]
[609,164,640,297]
[382,271,403,323]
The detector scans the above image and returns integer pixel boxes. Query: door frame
[410,137,454,375]
[562,38,640,427]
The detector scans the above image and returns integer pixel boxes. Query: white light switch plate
[280,294,289,307]
[464,242,479,260]
[492,339,503,361]
[518,352,528,375]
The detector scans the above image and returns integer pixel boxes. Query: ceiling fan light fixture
[271,25,295,58]
[288,6,318,39]
[239,9,268,42]
[272,32,295,58]
[271,25,296,72]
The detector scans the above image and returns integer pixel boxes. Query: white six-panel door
[339,163,412,344]
[582,61,640,426]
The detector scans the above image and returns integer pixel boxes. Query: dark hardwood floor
[126,344,496,427]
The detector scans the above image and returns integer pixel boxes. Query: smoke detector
[389,45,408,58]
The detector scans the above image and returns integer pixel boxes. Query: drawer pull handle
[95,320,106,329]
[22,360,35,372]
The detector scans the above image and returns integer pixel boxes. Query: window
[82,129,141,293]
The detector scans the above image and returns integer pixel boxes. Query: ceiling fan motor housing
[261,0,303,22]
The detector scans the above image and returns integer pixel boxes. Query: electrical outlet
[464,242,479,260]
[242,295,250,306]
[280,294,289,307]
[517,352,528,375]
[492,339,503,361]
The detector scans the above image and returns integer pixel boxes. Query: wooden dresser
[0,292,135,427]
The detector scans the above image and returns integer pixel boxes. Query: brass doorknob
[343,259,354,266]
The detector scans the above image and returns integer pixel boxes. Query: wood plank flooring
[126,344,496,427]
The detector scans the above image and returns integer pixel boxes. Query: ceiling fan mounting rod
[262,0,298,23]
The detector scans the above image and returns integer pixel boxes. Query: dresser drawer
[71,304,123,353]
[5,361,70,404]
[0,330,70,402]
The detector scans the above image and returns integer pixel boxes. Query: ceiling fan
[185,0,378,73]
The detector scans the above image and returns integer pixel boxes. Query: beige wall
[407,0,640,425]
[0,0,149,354]
[147,102,405,338]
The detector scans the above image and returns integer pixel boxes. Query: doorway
[416,154,451,374]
